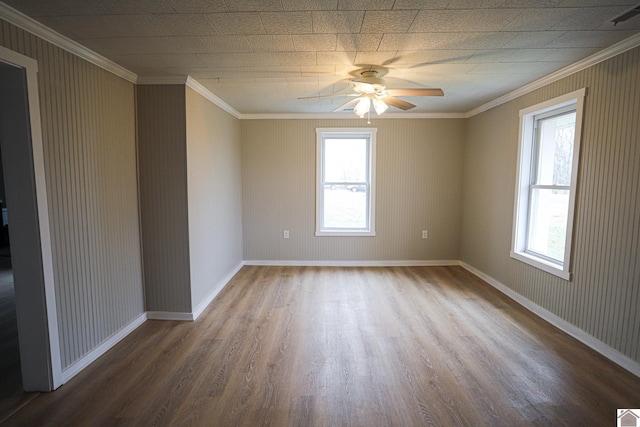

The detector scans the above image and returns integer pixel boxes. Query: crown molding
[239,112,467,120]
[137,76,188,85]
[185,76,241,119]
[0,2,137,83]
[2,0,639,121]
[467,32,640,118]
[136,75,241,118]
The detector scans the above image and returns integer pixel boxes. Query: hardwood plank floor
[4,266,640,426]
[0,256,36,423]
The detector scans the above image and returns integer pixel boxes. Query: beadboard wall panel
[242,119,465,262]
[0,19,144,369]
[185,87,243,309]
[136,85,191,313]
[461,47,640,363]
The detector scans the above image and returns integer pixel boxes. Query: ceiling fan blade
[381,96,416,111]
[298,93,359,100]
[333,97,361,112]
[386,88,444,97]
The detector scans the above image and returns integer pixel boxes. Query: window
[316,128,376,236]
[511,88,586,280]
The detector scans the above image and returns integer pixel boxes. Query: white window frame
[511,88,586,280]
[315,128,376,237]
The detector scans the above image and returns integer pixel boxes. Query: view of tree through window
[316,128,376,236]
[323,138,368,229]
[527,111,576,262]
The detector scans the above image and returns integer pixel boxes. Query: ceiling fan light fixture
[352,81,376,94]
[372,98,388,115]
[354,97,371,117]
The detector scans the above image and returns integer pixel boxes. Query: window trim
[511,88,586,280]
[315,128,376,237]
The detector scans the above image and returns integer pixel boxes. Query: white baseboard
[192,262,244,321]
[58,263,244,383]
[146,311,194,321]
[146,262,244,322]
[243,260,461,267]
[58,261,639,387]
[460,261,640,378]
[60,312,147,384]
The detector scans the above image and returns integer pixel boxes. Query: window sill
[315,231,376,237]
[510,251,571,281]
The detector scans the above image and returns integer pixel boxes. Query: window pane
[324,138,367,183]
[323,184,367,229]
[536,111,576,186]
[527,188,569,263]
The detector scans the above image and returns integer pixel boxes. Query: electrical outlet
[283,229,289,239]
[422,230,428,239]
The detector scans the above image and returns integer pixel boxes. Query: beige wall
[186,87,243,309]
[136,85,191,313]
[242,118,466,262]
[461,47,640,364]
[0,19,144,369]
[137,85,243,314]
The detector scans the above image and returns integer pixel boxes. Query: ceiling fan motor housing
[352,70,386,94]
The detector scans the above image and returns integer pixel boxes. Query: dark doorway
[0,63,36,422]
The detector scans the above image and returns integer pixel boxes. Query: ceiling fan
[298,67,444,119]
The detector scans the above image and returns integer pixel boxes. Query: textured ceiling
[4,0,640,114]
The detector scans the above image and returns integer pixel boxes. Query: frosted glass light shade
[354,97,371,117]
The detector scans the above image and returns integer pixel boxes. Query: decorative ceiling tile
[292,34,337,51]
[501,31,565,48]
[110,53,206,70]
[246,35,296,52]
[502,8,579,31]
[38,15,140,39]
[554,0,635,6]
[545,29,637,47]
[392,0,451,9]
[360,10,419,33]
[224,0,284,12]
[164,0,229,13]
[312,11,365,33]
[151,36,212,54]
[377,33,428,51]
[207,12,265,35]
[90,0,175,14]
[409,10,470,32]
[4,0,640,115]
[260,12,314,34]
[421,32,517,50]
[353,51,398,66]
[465,48,553,63]
[336,34,383,51]
[79,37,165,55]
[317,51,357,65]
[550,6,631,30]
[282,0,338,10]
[337,0,395,10]
[200,36,254,53]
[277,52,318,66]
[300,65,337,75]
[457,9,524,32]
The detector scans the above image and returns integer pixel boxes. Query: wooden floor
[4,265,640,426]
[0,256,35,423]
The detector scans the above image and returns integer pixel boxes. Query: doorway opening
[0,46,62,402]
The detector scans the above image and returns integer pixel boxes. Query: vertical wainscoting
[185,87,243,313]
[0,19,145,370]
[136,85,192,314]
[462,47,640,365]
[242,118,466,262]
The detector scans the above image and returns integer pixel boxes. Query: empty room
[1,1,640,425]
